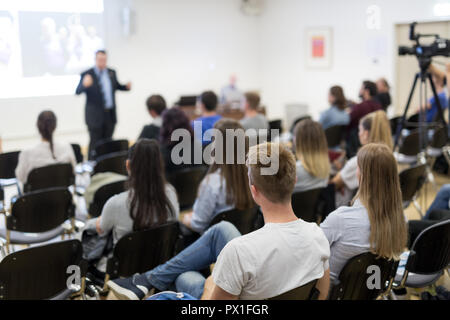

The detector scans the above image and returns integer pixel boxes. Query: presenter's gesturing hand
[126,82,132,90]
[82,74,94,88]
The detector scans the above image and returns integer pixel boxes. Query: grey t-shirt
[319,199,371,282]
[99,184,179,245]
[294,160,328,193]
[240,114,269,133]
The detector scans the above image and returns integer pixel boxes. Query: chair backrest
[390,116,403,137]
[399,164,427,202]
[329,252,399,300]
[89,180,127,218]
[291,188,324,223]
[398,129,420,156]
[167,166,209,210]
[0,151,19,180]
[325,125,346,149]
[24,163,75,193]
[209,206,259,235]
[94,139,129,159]
[106,222,180,279]
[268,279,319,300]
[430,126,448,149]
[0,240,84,300]
[408,219,450,274]
[289,116,312,135]
[268,119,283,141]
[8,188,74,233]
[93,151,128,176]
[71,143,84,164]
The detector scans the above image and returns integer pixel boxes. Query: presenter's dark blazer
[75,67,129,129]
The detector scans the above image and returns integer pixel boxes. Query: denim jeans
[142,221,241,299]
[425,184,450,219]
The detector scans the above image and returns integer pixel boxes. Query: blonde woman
[293,119,331,192]
[321,143,407,282]
[331,110,392,206]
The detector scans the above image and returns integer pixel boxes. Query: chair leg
[413,199,424,218]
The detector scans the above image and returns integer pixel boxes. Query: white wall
[259,0,450,124]
[2,0,448,151]
[0,0,262,151]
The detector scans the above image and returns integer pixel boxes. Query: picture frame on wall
[305,27,333,69]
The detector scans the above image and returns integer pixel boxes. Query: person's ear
[126,160,130,174]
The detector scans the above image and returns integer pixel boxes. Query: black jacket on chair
[75,67,129,129]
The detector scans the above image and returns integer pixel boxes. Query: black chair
[324,125,347,149]
[329,252,399,300]
[71,143,84,164]
[208,206,260,235]
[395,129,420,164]
[390,116,403,137]
[268,279,319,300]
[0,151,19,180]
[0,240,87,300]
[104,222,180,289]
[0,187,75,253]
[291,188,324,223]
[268,119,283,141]
[88,180,127,218]
[394,219,450,290]
[399,164,427,217]
[92,151,128,176]
[24,163,75,193]
[94,139,129,159]
[167,166,209,210]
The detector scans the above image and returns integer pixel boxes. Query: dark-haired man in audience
[193,91,222,145]
[375,78,391,111]
[107,142,330,300]
[346,80,382,158]
[138,94,167,141]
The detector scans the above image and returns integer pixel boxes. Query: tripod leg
[427,72,448,130]
[395,73,420,150]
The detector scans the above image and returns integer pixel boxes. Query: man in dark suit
[75,50,131,160]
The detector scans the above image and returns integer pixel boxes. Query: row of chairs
[1,216,448,300]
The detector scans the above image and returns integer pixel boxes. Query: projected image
[0,0,104,98]
[19,12,104,77]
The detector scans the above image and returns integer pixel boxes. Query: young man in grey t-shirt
[240,92,269,133]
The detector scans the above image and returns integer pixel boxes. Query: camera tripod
[394,57,448,151]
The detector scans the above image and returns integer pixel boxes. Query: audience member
[332,110,392,207]
[15,110,76,185]
[107,142,330,300]
[138,95,167,140]
[159,107,203,175]
[182,119,254,233]
[321,143,407,282]
[239,92,269,133]
[293,119,330,192]
[375,78,392,111]
[193,91,222,145]
[220,74,244,106]
[319,86,350,130]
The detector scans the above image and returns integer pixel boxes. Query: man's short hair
[245,92,260,110]
[96,49,107,56]
[146,95,167,115]
[363,80,377,97]
[246,143,296,204]
[200,91,218,111]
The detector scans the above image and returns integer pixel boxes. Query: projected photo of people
[0,11,19,77]
[18,11,104,77]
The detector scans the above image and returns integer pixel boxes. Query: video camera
[398,22,450,59]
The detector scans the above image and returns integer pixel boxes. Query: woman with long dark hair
[95,138,179,245]
[159,107,203,174]
[15,110,76,185]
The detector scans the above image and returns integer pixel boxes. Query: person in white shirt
[320,143,407,283]
[15,110,76,185]
[220,74,244,107]
[107,142,330,300]
[331,110,392,207]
